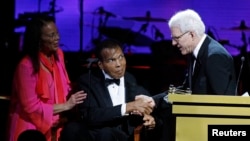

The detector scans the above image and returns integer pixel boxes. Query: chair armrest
[134,124,143,141]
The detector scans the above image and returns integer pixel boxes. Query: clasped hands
[126,95,156,130]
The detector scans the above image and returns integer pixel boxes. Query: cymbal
[123,16,167,22]
[99,26,154,46]
[227,20,250,31]
[18,10,63,19]
[85,11,108,16]
[84,7,119,18]
[229,27,250,31]
[15,10,63,27]
[84,11,124,19]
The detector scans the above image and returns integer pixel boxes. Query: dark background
[1,0,250,141]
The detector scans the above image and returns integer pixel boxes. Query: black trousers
[88,127,132,141]
[60,121,92,141]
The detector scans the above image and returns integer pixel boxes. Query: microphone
[86,58,98,69]
[98,7,116,18]
[235,56,245,95]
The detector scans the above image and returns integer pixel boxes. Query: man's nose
[172,40,177,46]
[115,59,121,66]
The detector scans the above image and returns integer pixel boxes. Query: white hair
[168,9,205,37]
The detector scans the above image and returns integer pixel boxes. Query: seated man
[76,38,163,141]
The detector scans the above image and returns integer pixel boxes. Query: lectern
[168,94,250,141]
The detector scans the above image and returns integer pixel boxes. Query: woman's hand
[53,90,87,114]
[66,90,87,110]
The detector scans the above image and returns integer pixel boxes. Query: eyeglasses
[171,31,189,41]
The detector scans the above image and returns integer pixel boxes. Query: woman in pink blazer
[7,15,87,141]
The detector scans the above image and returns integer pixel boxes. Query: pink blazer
[7,49,71,141]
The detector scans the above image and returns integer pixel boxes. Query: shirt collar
[193,34,206,58]
[101,70,124,82]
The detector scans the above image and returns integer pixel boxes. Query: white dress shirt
[102,70,127,115]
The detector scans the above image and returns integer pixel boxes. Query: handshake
[126,95,156,130]
[126,95,155,115]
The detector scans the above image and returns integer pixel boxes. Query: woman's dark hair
[95,38,123,61]
[17,129,46,141]
[22,15,57,74]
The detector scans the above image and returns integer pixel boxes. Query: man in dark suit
[168,9,237,95]
[76,39,163,141]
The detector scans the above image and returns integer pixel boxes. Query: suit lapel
[192,59,200,85]
[188,54,194,90]
[93,71,114,106]
[192,36,210,85]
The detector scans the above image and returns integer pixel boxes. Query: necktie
[188,54,196,90]
[105,78,120,86]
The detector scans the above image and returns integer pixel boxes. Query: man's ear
[98,61,103,69]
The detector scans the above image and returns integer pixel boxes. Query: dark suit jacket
[185,36,237,95]
[77,69,154,136]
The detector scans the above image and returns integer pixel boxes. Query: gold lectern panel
[176,117,250,141]
[168,94,250,141]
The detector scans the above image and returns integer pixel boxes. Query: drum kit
[15,5,250,56]
[14,4,167,54]
[222,20,250,56]
[86,8,250,57]
[86,7,168,52]
[14,0,63,28]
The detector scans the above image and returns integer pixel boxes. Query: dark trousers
[60,122,133,141]
[89,127,132,141]
[155,99,175,141]
[60,121,92,141]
